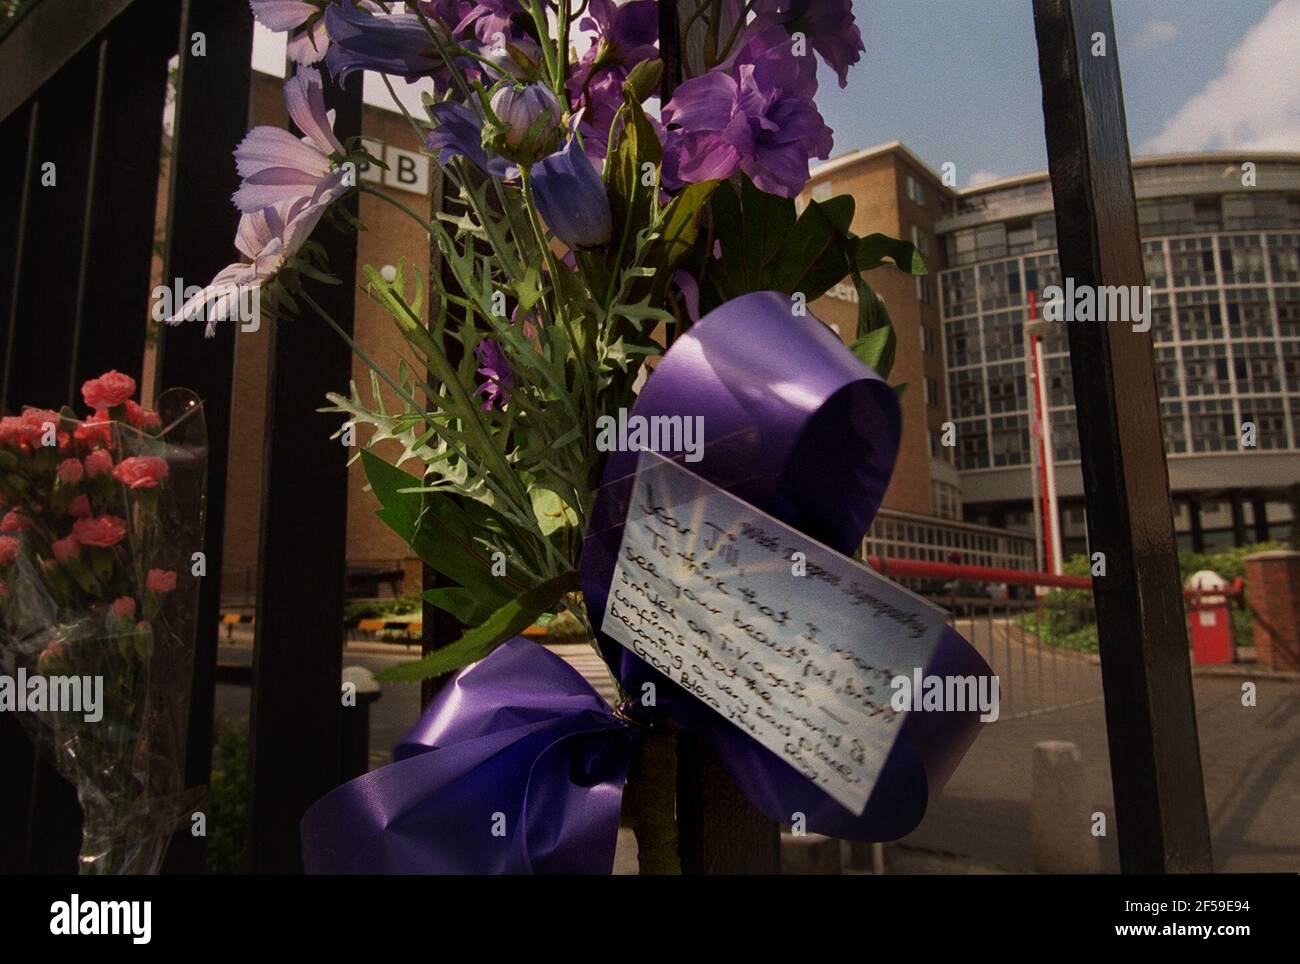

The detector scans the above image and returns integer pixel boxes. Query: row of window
[949,396,1300,469]
[942,234,1300,320]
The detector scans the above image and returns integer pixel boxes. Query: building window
[1169,236,1216,286]
[941,267,978,316]
[1187,398,1238,451]
[921,323,938,356]
[978,258,1021,310]
[906,174,925,206]
[1220,234,1266,284]
[1050,409,1080,462]
[990,414,1030,467]
[924,376,940,407]
[910,224,931,256]
[1225,288,1274,338]
[1239,400,1288,449]
[1181,343,1232,395]
[915,276,935,304]
[1175,290,1222,341]
[949,368,986,418]
[957,420,989,469]
[1267,233,1300,283]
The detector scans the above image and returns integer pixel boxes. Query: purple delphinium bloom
[565,0,658,156]
[473,339,517,410]
[325,4,444,87]
[751,0,864,88]
[661,27,832,198]
[425,101,519,179]
[530,118,614,249]
[443,0,525,43]
[233,67,349,212]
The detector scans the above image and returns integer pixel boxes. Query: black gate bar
[1033,0,1213,873]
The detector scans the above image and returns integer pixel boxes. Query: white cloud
[966,170,1001,187]
[1141,0,1300,153]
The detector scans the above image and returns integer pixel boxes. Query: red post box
[1186,570,1233,665]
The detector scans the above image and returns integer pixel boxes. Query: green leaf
[377,571,581,682]
[420,587,498,626]
[359,450,522,603]
[854,233,927,275]
[850,324,893,373]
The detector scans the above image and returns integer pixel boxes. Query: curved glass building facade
[936,153,1300,553]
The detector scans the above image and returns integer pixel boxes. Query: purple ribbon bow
[302,292,991,873]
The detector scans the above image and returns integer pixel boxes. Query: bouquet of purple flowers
[177,0,926,871]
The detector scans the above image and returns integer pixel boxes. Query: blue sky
[815,0,1300,185]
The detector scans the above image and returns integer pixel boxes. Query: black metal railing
[0,0,1210,875]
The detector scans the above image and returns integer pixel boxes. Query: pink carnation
[84,448,113,478]
[112,455,169,489]
[125,401,162,431]
[81,370,137,411]
[71,515,127,548]
[146,568,177,594]
[51,536,80,562]
[75,413,114,449]
[57,458,84,484]
[67,494,92,519]
[0,510,28,533]
[110,596,137,619]
[0,536,18,566]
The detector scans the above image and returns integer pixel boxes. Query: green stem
[623,727,682,875]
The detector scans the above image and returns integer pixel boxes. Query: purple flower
[566,0,658,158]
[171,184,345,335]
[530,118,614,249]
[489,83,562,160]
[325,4,443,86]
[425,101,519,179]
[661,28,832,198]
[441,0,525,43]
[752,0,864,88]
[473,339,516,410]
[233,67,349,212]
[250,1,330,64]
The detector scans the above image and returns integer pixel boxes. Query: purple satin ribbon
[301,291,991,873]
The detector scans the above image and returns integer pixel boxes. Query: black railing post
[155,0,255,874]
[246,67,362,874]
[1033,0,1213,873]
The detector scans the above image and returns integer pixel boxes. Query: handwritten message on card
[600,451,949,815]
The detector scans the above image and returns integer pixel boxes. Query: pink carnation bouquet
[0,371,207,874]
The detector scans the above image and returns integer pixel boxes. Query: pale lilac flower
[662,27,832,198]
[169,186,345,336]
[489,83,562,159]
[233,67,348,212]
[250,0,330,64]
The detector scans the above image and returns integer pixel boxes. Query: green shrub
[343,595,421,622]
[1015,541,1288,653]
[206,718,250,875]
